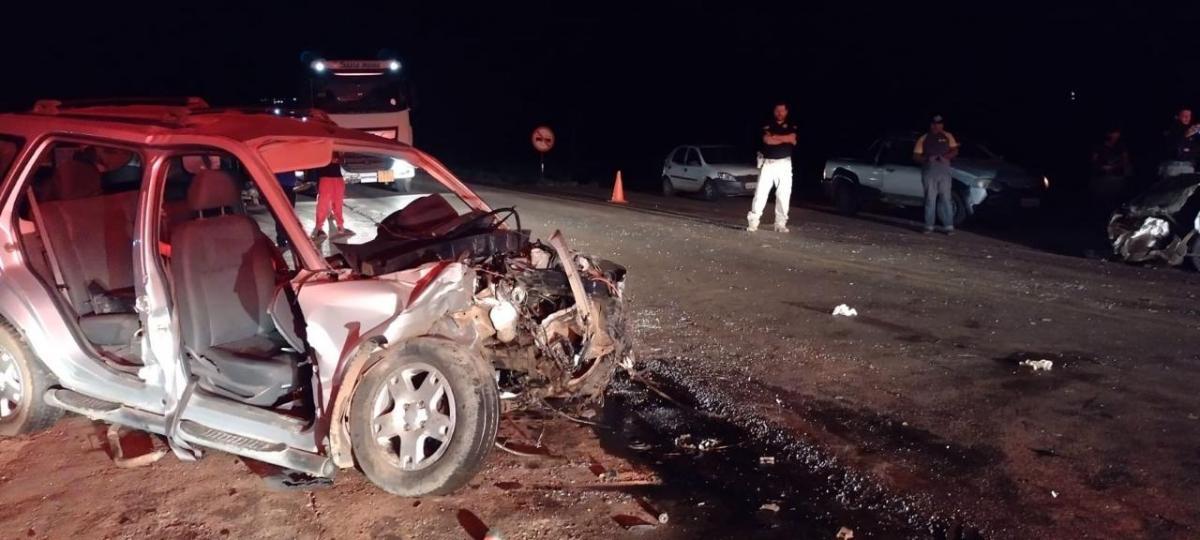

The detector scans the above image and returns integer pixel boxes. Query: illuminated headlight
[388,60,402,72]
[974,178,992,189]
[273,108,281,115]
[716,172,737,181]
[1042,175,1051,189]
[311,60,326,73]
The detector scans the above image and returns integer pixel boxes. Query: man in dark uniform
[747,102,798,232]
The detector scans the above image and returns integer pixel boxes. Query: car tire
[0,320,62,437]
[661,176,675,197]
[834,180,858,215]
[701,180,718,201]
[952,191,969,227]
[349,338,499,497]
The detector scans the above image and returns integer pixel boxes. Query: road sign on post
[531,125,555,180]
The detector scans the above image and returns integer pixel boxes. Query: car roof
[0,102,395,149]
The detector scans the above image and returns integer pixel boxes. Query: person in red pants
[310,154,354,240]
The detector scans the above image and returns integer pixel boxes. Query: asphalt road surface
[2,181,1199,539]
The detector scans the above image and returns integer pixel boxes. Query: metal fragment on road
[612,514,657,531]
[832,304,858,317]
[836,526,855,539]
[1019,359,1054,372]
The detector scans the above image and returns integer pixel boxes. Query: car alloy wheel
[0,321,61,437]
[369,362,457,471]
[0,348,23,419]
[349,339,498,496]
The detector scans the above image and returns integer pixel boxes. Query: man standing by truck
[747,102,797,233]
[913,115,959,234]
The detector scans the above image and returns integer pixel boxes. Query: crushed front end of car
[1108,173,1200,265]
[334,204,631,413]
[461,231,630,410]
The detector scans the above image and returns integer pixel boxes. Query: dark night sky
[3,2,1198,189]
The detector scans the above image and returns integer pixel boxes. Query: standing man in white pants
[747,102,797,232]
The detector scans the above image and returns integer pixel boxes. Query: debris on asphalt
[836,526,855,539]
[612,514,658,532]
[759,502,781,512]
[242,459,334,491]
[494,440,552,458]
[1051,490,1059,498]
[457,509,491,540]
[587,456,618,481]
[1019,359,1054,372]
[104,425,168,469]
[674,434,724,452]
[626,441,653,451]
[635,496,669,524]
[759,456,776,465]
[832,304,859,317]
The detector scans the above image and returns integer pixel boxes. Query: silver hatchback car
[0,99,630,496]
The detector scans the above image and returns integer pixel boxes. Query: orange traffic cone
[609,170,628,204]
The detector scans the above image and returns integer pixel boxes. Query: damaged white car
[0,99,630,495]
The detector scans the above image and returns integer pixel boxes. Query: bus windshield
[310,75,411,114]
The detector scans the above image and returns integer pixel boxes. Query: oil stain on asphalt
[598,367,988,539]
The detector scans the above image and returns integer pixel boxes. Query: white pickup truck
[822,133,1049,226]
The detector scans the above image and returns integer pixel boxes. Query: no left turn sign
[531,125,555,153]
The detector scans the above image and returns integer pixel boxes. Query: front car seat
[170,170,299,406]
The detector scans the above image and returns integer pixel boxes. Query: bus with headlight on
[305,57,416,189]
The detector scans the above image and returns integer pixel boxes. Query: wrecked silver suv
[0,99,630,496]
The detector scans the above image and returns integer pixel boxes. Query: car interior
[17,142,308,409]
[18,143,144,363]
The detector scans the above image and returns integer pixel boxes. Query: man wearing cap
[747,102,798,233]
[912,115,960,234]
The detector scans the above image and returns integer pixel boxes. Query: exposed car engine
[333,197,631,410]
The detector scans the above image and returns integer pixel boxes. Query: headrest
[46,160,103,201]
[187,170,240,211]
[181,155,219,174]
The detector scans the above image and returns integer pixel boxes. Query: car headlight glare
[1042,175,1050,189]
[716,172,737,181]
